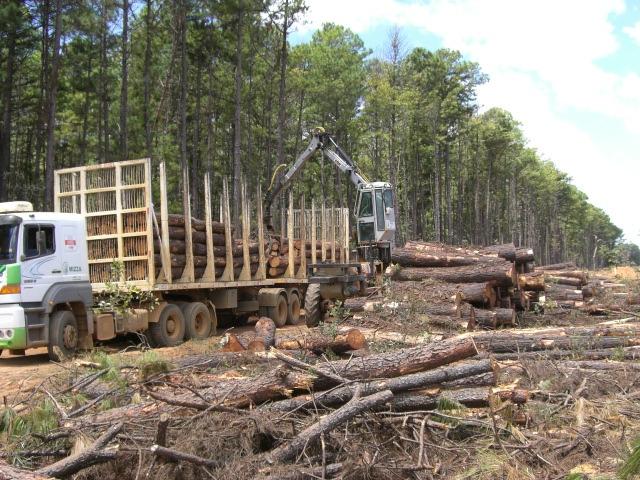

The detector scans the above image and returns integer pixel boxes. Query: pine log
[255,317,277,348]
[391,387,497,411]
[488,346,640,361]
[268,267,287,278]
[544,270,588,283]
[275,329,367,353]
[457,282,497,307]
[515,247,535,264]
[221,333,247,352]
[547,276,583,287]
[0,462,51,480]
[264,359,496,412]
[392,262,515,287]
[421,302,461,318]
[164,226,215,245]
[154,254,258,269]
[391,247,489,268]
[470,323,640,353]
[154,239,260,257]
[268,255,301,269]
[545,288,584,301]
[163,213,229,234]
[538,262,577,271]
[403,241,516,262]
[518,272,546,291]
[269,389,393,463]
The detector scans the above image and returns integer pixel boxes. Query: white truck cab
[0,202,93,359]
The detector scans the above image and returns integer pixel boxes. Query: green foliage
[137,350,172,380]
[0,399,58,440]
[329,300,351,322]
[0,1,628,267]
[94,262,159,315]
[619,437,640,480]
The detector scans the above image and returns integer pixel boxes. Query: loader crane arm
[263,128,368,232]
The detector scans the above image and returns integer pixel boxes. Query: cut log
[470,323,640,353]
[518,272,546,291]
[537,262,577,271]
[391,247,490,268]
[221,333,247,352]
[164,226,212,244]
[275,328,367,353]
[545,288,584,301]
[268,255,301,269]
[457,283,497,307]
[515,247,535,264]
[269,389,393,463]
[547,276,583,287]
[0,462,51,480]
[544,271,588,283]
[403,241,516,262]
[162,213,229,234]
[494,308,516,326]
[391,262,515,287]
[36,423,123,478]
[255,317,277,348]
[391,387,495,411]
[264,359,496,412]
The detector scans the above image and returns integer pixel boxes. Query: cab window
[24,225,55,259]
[383,188,394,209]
[375,189,385,231]
[358,191,373,217]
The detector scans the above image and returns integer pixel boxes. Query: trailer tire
[48,310,78,362]
[181,302,212,340]
[267,294,288,328]
[305,283,322,327]
[287,292,303,325]
[149,304,185,347]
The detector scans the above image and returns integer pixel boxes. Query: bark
[515,247,535,264]
[545,287,584,301]
[403,241,515,262]
[537,262,577,271]
[269,389,393,463]
[162,213,229,233]
[44,0,63,208]
[392,387,494,411]
[542,270,589,283]
[100,1,109,162]
[163,227,212,244]
[221,333,246,352]
[150,445,217,467]
[0,461,51,480]
[391,248,491,268]
[232,8,243,231]
[275,328,367,353]
[470,323,640,353]
[143,0,153,157]
[0,11,17,201]
[392,262,515,287]
[36,423,122,478]
[265,359,495,412]
[518,272,545,291]
[276,0,288,169]
[177,0,188,175]
[457,283,497,307]
[547,276,583,287]
[255,317,277,348]
[153,254,258,269]
[119,0,129,160]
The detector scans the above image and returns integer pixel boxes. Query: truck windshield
[0,224,19,265]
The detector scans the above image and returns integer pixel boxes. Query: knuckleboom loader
[264,128,396,269]
[0,156,367,361]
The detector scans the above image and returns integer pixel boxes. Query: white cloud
[297,0,640,243]
[624,20,640,43]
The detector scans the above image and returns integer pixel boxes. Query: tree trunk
[44,0,63,209]
[0,9,17,201]
[232,8,244,232]
[275,329,366,353]
[119,0,129,160]
[276,0,288,169]
[143,0,153,158]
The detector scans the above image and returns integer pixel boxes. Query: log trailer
[0,158,364,361]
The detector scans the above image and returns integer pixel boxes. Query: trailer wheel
[181,302,212,340]
[48,310,78,361]
[149,304,185,347]
[304,283,322,327]
[267,294,288,328]
[287,292,303,325]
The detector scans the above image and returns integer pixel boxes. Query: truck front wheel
[149,304,185,348]
[48,310,78,361]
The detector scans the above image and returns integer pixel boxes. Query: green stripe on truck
[0,326,27,350]
[5,264,20,285]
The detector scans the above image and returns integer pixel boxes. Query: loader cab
[354,183,395,268]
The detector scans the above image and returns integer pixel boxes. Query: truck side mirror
[36,230,47,255]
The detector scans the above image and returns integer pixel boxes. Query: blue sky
[291,0,640,245]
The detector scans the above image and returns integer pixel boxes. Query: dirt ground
[2,266,640,479]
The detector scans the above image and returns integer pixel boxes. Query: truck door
[20,223,61,304]
[356,189,375,244]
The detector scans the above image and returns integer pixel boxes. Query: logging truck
[0,158,366,361]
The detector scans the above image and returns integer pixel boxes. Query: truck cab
[354,182,395,266]
[0,202,93,359]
